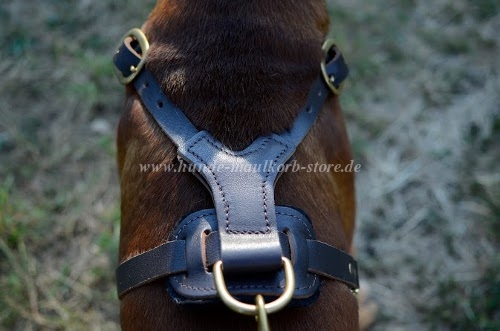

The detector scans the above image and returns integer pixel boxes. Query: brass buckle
[114,28,150,85]
[320,39,342,95]
[213,257,295,323]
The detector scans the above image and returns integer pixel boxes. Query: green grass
[421,262,500,331]
[328,0,499,330]
[0,1,135,327]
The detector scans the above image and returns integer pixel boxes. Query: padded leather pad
[168,206,320,303]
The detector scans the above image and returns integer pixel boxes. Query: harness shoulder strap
[114,34,198,147]
[113,32,348,149]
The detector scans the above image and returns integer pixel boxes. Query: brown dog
[116,0,360,330]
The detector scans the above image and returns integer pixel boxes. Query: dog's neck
[142,0,329,150]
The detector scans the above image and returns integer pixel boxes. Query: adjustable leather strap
[116,207,359,299]
[281,44,348,145]
[114,39,198,147]
[116,240,186,297]
[307,240,358,286]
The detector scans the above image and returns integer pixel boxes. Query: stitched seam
[260,139,290,233]
[262,181,270,232]
[187,137,230,233]
[226,229,271,234]
[172,274,318,291]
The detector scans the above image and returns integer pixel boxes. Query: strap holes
[157,101,163,108]
[144,82,149,88]
[306,106,313,114]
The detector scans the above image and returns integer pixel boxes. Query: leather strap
[116,240,186,297]
[132,71,199,147]
[116,207,359,299]
[114,39,199,147]
[307,240,358,286]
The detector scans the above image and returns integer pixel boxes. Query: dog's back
[117,1,357,330]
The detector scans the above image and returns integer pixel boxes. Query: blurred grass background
[0,0,498,330]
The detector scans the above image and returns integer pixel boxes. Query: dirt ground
[1,0,498,330]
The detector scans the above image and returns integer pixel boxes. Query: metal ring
[213,257,295,316]
[114,28,150,85]
[320,39,341,95]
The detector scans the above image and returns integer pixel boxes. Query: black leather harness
[113,29,359,309]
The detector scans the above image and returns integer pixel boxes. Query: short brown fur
[117,0,358,329]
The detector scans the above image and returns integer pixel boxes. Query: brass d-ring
[320,39,341,95]
[213,257,295,316]
[114,28,150,85]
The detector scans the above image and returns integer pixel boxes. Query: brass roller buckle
[114,28,149,85]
